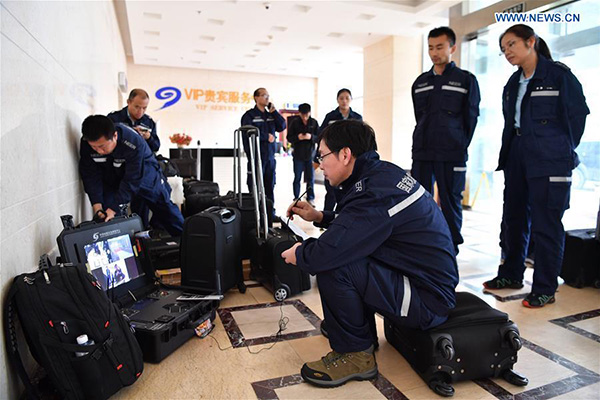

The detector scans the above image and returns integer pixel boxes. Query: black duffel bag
[3,256,143,400]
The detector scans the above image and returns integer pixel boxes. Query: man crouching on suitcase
[281,120,459,388]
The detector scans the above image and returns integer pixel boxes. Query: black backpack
[3,256,144,399]
[156,154,180,177]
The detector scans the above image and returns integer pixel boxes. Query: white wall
[0,2,127,398]
[125,62,317,154]
[315,62,364,124]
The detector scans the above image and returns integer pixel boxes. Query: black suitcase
[384,292,528,397]
[243,125,311,301]
[183,179,219,197]
[560,229,600,288]
[180,206,246,295]
[183,192,221,217]
[4,256,144,400]
[138,235,180,271]
[250,225,311,301]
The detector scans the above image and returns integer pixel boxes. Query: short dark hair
[337,88,352,99]
[499,24,552,60]
[298,103,311,114]
[82,115,116,142]
[128,88,149,101]
[319,120,377,158]
[428,27,456,47]
[253,87,266,98]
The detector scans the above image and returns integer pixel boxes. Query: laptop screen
[84,233,143,290]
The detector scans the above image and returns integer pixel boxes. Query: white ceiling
[119,0,461,78]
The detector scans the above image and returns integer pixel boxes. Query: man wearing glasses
[79,115,184,235]
[241,88,286,216]
[282,120,458,388]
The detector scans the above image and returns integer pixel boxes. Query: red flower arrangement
[169,133,192,147]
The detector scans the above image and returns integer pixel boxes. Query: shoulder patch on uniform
[554,61,570,71]
[123,140,137,150]
[396,175,416,193]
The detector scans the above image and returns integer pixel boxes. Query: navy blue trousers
[411,160,466,254]
[318,258,447,353]
[498,136,570,295]
[292,159,315,201]
[104,182,184,236]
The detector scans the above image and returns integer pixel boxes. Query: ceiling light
[253,49,261,52]
[145,46,159,50]
[358,13,375,20]
[291,58,302,62]
[208,19,225,26]
[191,61,202,64]
[327,32,344,38]
[200,35,216,41]
[307,46,321,50]
[145,58,158,62]
[414,22,429,28]
[143,12,162,20]
[272,26,287,32]
[194,49,207,54]
[293,5,311,13]
[245,54,256,58]
[256,41,270,46]
[144,31,160,36]
[235,65,246,68]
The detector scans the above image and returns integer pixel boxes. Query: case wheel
[437,337,455,360]
[502,369,529,386]
[429,378,454,397]
[506,330,522,351]
[237,281,247,294]
[274,284,290,302]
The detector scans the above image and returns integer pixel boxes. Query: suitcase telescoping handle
[245,127,269,239]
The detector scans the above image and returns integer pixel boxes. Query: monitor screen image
[84,233,142,290]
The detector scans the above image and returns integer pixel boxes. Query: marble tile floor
[114,159,600,399]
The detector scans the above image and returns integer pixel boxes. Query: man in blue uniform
[282,120,458,388]
[79,115,184,236]
[241,88,286,213]
[286,103,318,206]
[107,88,160,152]
[411,27,480,254]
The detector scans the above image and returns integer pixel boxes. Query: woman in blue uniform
[319,89,363,212]
[484,24,589,308]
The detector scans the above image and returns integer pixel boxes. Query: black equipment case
[560,229,600,288]
[4,256,143,400]
[243,126,311,301]
[137,235,180,271]
[182,179,220,217]
[180,206,246,295]
[384,292,528,397]
[56,215,219,363]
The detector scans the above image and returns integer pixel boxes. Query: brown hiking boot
[301,346,377,388]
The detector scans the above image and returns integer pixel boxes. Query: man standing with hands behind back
[287,103,318,206]
[241,88,286,215]
[411,27,480,255]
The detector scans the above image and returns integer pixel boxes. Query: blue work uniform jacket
[79,123,164,207]
[411,62,480,163]
[107,107,160,152]
[496,55,589,178]
[296,151,458,316]
[319,108,363,134]
[240,106,286,162]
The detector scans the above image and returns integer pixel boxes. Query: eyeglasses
[316,151,336,163]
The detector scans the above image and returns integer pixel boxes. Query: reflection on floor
[114,158,600,400]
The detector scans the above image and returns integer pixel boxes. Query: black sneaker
[522,293,555,308]
[483,276,524,290]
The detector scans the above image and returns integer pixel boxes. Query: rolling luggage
[560,229,600,288]
[244,126,311,301]
[4,255,143,400]
[220,126,274,259]
[182,179,221,217]
[183,179,219,197]
[180,206,246,295]
[384,292,528,397]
